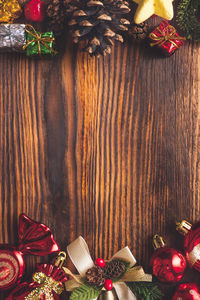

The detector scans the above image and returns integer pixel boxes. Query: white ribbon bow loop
[64,236,152,300]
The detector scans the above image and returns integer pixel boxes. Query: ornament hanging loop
[54,251,67,268]
[176,220,192,235]
[153,234,166,250]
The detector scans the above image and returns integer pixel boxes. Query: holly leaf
[126,282,163,300]
[69,284,102,300]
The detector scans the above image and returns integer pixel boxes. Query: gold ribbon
[149,24,186,48]
[25,272,64,300]
[23,24,57,55]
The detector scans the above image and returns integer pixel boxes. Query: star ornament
[133,0,174,24]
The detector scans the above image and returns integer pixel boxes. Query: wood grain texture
[1,28,200,299]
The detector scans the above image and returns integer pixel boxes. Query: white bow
[64,236,152,300]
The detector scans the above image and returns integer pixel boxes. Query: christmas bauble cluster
[151,220,200,299]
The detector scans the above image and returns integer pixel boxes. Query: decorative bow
[149,24,186,48]
[25,272,64,300]
[23,25,57,55]
[63,236,152,300]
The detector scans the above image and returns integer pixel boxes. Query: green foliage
[177,0,200,41]
[69,284,102,300]
[126,281,163,300]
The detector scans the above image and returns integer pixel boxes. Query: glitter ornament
[6,252,68,300]
[24,0,46,22]
[150,234,186,283]
[176,220,200,271]
[172,283,200,300]
[0,214,60,291]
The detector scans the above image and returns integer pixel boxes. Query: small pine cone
[46,0,66,35]
[67,0,131,56]
[128,22,149,40]
[86,266,105,287]
[104,260,126,279]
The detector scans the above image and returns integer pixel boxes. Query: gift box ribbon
[23,25,57,55]
[64,236,152,300]
[149,24,186,48]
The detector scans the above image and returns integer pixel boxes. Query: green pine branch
[69,284,102,300]
[177,0,200,41]
[126,282,163,300]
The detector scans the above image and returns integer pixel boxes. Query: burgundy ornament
[172,283,200,300]
[0,214,60,291]
[6,252,68,300]
[150,234,186,283]
[177,220,200,271]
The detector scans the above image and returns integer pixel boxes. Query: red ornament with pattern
[176,220,200,271]
[172,283,200,300]
[150,235,186,283]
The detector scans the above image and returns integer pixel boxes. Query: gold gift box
[0,0,22,23]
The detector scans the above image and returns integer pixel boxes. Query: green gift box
[24,25,57,56]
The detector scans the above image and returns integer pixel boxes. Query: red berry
[24,0,46,22]
[95,258,105,268]
[104,279,113,291]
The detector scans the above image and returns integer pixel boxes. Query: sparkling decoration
[150,234,186,283]
[0,214,60,291]
[24,0,46,22]
[6,252,68,300]
[95,258,105,268]
[0,0,22,23]
[172,283,200,300]
[177,220,200,271]
[0,24,26,52]
[132,0,174,24]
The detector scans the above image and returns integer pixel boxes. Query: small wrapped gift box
[149,21,186,56]
[0,0,22,23]
[23,25,57,56]
[0,24,26,52]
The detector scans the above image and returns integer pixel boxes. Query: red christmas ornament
[150,234,186,283]
[0,214,60,291]
[172,283,200,300]
[6,252,68,300]
[104,279,113,291]
[95,258,105,268]
[177,220,200,271]
[24,0,46,22]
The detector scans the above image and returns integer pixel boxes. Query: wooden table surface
[1,20,200,299]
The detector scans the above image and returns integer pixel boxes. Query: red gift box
[149,21,186,56]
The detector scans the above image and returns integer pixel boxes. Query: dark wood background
[1,7,200,299]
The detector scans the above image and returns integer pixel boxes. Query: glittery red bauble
[104,279,113,291]
[150,247,186,283]
[24,0,46,22]
[95,258,105,268]
[172,283,200,300]
[184,222,200,271]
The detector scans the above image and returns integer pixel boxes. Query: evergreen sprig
[69,284,102,300]
[177,0,200,41]
[126,282,163,300]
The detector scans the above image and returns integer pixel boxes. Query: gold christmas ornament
[133,0,174,24]
[0,0,22,23]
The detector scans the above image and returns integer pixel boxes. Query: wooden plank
[0,35,200,298]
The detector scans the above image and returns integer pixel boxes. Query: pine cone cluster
[104,259,126,278]
[66,0,130,56]
[85,260,126,287]
[46,0,67,34]
[128,22,149,40]
[86,266,105,286]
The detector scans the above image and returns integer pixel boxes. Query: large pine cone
[67,0,130,56]
[86,266,105,286]
[104,259,126,278]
